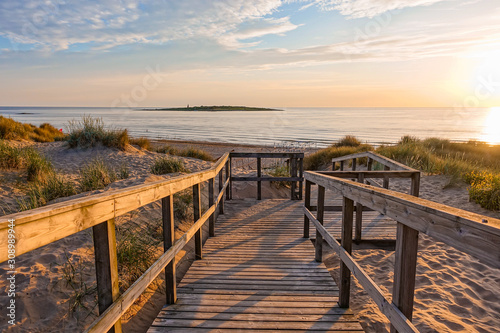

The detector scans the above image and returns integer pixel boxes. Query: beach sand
[0,139,499,332]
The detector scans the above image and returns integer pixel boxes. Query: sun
[481,107,500,145]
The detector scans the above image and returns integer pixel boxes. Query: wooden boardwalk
[148,199,365,332]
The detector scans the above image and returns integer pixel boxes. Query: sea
[0,106,497,148]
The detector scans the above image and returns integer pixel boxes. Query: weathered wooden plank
[316,171,417,178]
[257,157,262,200]
[208,178,215,237]
[331,152,415,171]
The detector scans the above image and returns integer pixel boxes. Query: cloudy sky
[1,0,499,107]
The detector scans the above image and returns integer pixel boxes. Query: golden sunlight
[481,107,500,145]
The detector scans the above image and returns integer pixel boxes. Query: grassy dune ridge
[305,135,500,210]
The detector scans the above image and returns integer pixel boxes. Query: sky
[0,0,500,108]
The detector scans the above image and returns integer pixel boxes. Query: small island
[141,105,282,111]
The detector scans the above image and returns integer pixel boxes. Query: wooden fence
[303,169,500,333]
[0,153,231,333]
[229,152,304,200]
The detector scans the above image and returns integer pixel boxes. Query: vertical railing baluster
[303,180,312,238]
[315,185,325,262]
[193,183,202,260]
[354,172,365,242]
[209,178,215,237]
[218,169,224,215]
[339,197,354,308]
[298,157,304,200]
[93,218,122,333]
[162,195,176,304]
[257,157,262,200]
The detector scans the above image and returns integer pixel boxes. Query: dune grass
[265,164,291,189]
[377,137,500,210]
[150,156,187,175]
[17,173,77,211]
[154,145,178,155]
[0,116,66,142]
[67,115,129,149]
[304,136,373,170]
[78,158,118,192]
[177,147,214,161]
[130,137,152,150]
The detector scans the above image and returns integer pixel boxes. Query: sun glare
[481,107,500,145]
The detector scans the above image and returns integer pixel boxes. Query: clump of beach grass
[67,115,129,149]
[17,173,77,211]
[305,135,373,170]
[150,156,187,175]
[0,116,66,142]
[154,145,178,155]
[130,137,152,150]
[177,147,214,161]
[266,164,291,189]
[78,157,117,192]
[377,136,500,210]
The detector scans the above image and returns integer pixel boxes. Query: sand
[0,139,499,332]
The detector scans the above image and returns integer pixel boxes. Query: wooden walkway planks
[148,199,365,332]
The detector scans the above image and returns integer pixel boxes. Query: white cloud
[0,0,287,51]
[314,0,448,18]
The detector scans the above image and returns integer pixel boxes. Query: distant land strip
[140,105,282,111]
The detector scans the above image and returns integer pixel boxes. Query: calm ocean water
[0,106,495,148]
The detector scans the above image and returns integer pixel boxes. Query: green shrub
[466,171,500,210]
[173,190,193,221]
[150,156,187,175]
[79,158,117,192]
[154,145,178,155]
[266,164,290,188]
[67,115,129,150]
[17,173,76,210]
[25,151,54,182]
[335,135,362,147]
[177,147,213,161]
[0,140,24,168]
[305,145,373,170]
[130,137,151,150]
[0,117,65,142]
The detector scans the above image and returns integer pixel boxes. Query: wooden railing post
[383,165,390,189]
[162,195,176,304]
[410,172,420,197]
[315,185,325,262]
[298,158,304,200]
[340,161,344,171]
[93,218,122,333]
[228,157,232,200]
[193,183,202,260]
[391,224,419,333]
[354,173,365,242]
[303,180,312,238]
[339,197,354,308]
[257,157,262,200]
[332,161,336,171]
[290,158,297,200]
[208,178,215,237]
[367,158,373,171]
[218,170,224,215]
[352,158,357,171]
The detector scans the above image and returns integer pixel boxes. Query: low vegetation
[177,147,214,161]
[154,145,178,155]
[17,174,77,211]
[265,164,291,189]
[305,135,500,210]
[78,158,118,192]
[150,156,187,175]
[0,116,66,142]
[67,115,129,149]
[130,137,152,150]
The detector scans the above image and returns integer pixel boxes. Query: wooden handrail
[331,151,416,171]
[0,153,230,263]
[229,152,304,200]
[304,170,500,333]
